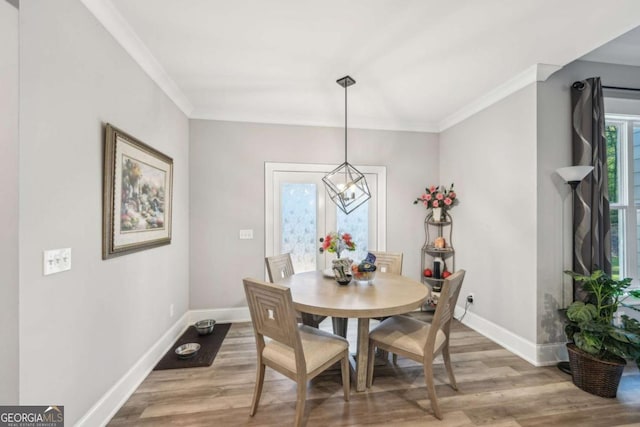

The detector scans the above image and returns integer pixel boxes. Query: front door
[265,162,386,274]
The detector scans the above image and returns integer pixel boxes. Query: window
[605,114,640,286]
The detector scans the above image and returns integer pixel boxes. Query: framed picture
[103,124,173,259]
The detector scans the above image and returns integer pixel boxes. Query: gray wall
[189,120,439,309]
[437,60,640,354]
[19,1,189,423]
[536,60,640,344]
[0,0,19,405]
[536,70,573,346]
[440,85,538,344]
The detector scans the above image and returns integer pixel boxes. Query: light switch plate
[239,229,254,240]
[43,248,72,275]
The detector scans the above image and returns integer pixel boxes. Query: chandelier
[322,75,371,214]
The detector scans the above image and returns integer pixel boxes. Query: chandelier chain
[344,81,348,163]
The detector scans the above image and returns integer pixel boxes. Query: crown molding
[189,108,439,133]
[80,0,194,116]
[438,63,563,132]
[189,111,442,133]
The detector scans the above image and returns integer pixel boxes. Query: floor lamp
[555,165,594,374]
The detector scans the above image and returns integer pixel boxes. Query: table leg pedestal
[355,318,370,392]
[332,317,348,338]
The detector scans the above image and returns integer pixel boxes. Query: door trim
[265,162,387,261]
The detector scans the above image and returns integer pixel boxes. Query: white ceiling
[581,24,640,67]
[83,0,640,132]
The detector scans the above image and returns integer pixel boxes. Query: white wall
[0,0,19,405]
[440,85,538,350]
[189,120,438,310]
[19,1,189,424]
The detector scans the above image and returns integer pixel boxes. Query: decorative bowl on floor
[175,343,200,359]
[195,319,216,335]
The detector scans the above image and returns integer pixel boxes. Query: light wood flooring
[109,313,640,426]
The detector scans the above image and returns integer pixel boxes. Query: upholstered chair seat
[263,325,348,374]
[369,316,446,358]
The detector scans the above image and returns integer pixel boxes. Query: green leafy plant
[564,270,640,368]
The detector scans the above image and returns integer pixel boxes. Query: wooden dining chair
[265,253,295,282]
[243,278,350,427]
[369,251,404,361]
[265,253,328,328]
[366,270,466,420]
[369,251,403,274]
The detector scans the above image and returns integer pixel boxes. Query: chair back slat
[265,253,295,283]
[369,251,403,274]
[426,270,466,349]
[244,278,300,349]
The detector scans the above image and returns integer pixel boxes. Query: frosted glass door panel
[335,172,377,264]
[273,171,326,272]
[281,183,317,272]
[337,204,368,263]
[322,172,377,268]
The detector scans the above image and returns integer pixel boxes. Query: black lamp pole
[558,180,580,375]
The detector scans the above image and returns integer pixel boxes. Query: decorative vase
[432,207,442,222]
[332,258,352,285]
[566,343,626,398]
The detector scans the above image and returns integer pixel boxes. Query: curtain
[570,77,611,301]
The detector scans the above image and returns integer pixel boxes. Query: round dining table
[279,270,429,391]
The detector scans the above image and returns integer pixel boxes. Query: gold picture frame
[103,124,173,259]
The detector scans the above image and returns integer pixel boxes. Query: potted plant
[413,183,459,222]
[563,270,640,397]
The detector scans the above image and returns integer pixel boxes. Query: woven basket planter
[566,343,626,398]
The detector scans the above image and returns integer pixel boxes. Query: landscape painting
[120,156,167,232]
[103,124,173,259]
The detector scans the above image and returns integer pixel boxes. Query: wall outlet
[43,248,71,275]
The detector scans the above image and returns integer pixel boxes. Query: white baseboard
[189,307,250,324]
[75,312,190,427]
[454,306,563,366]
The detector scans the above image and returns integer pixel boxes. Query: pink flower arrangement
[319,232,356,258]
[413,183,459,210]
